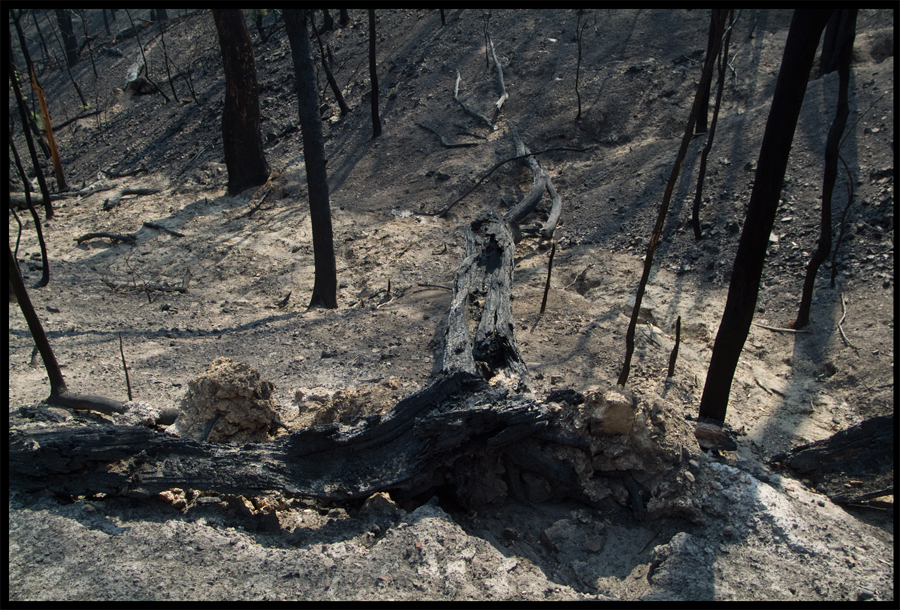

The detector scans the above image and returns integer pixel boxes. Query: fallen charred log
[9,372,550,501]
[770,414,894,505]
[9,215,701,520]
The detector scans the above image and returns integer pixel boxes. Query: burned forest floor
[8,8,895,602]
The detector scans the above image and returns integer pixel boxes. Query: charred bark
[368,9,382,138]
[9,203,698,520]
[793,9,856,330]
[285,9,338,309]
[692,10,733,241]
[695,10,726,135]
[311,12,350,117]
[9,372,552,501]
[8,135,50,287]
[55,8,78,67]
[770,414,893,505]
[8,216,551,502]
[8,242,129,416]
[7,211,546,499]
[502,124,562,241]
[211,9,270,195]
[617,9,725,387]
[698,10,833,423]
[8,31,54,220]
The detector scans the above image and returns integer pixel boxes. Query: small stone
[359,492,401,519]
[857,588,876,601]
[694,421,737,451]
[586,387,635,435]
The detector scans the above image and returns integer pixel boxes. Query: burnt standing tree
[211,9,270,195]
[694,9,723,135]
[54,8,78,67]
[284,9,338,309]
[617,13,725,388]
[368,8,382,138]
[698,9,834,424]
[310,11,350,117]
[7,245,128,416]
[792,9,857,330]
[8,32,54,220]
[691,9,733,241]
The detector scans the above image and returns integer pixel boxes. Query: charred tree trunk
[12,12,67,191]
[695,9,725,135]
[320,9,334,33]
[617,11,724,387]
[31,10,52,72]
[698,9,833,424]
[771,413,893,505]
[368,8,382,138]
[8,210,699,520]
[211,9,270,195]
[55,8,78,67]
[8,246,127,416]
[285,9,338,309]
[45,11,87,106]
[8,31,54,220]
[311,13,350,117]
[157,14,180,103]
[819,9,855,76]
[7,216,547,502]
[793,9,856,330]
[691,9,733,241]
[8,135,50,287]
[7,244,66,395]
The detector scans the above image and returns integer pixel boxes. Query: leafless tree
[284,9,338,308]
[54,8,78,67]
[368,8,382,138]
[793,9,857,329]
[699,9,834,423]
[211,9,270,194]
[8,31,54,220]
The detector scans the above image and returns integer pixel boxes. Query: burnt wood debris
[8,216,558,506]
[8,9,889,520]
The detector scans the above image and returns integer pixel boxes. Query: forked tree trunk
[211,9,270,195]
[698,9,833,423]
[695,9,724,135]
[691,9,733,241]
